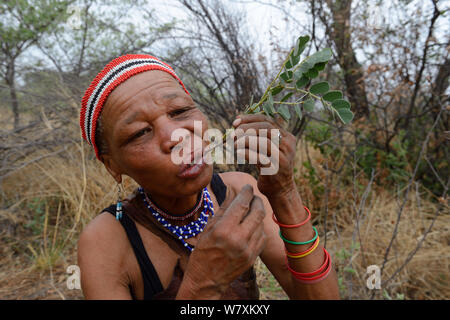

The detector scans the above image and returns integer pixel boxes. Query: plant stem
[248,47,295,113]
[284,86,332,109]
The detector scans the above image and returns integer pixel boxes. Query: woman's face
[100,70,213,197]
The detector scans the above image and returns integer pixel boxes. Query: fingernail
[232,118,241,127]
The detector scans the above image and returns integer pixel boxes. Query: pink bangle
[286,248,332,282]
[272,206,311,228]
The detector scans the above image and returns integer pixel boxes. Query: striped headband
[80,54,189,159]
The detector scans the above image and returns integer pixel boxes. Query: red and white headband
[80,54,189,159]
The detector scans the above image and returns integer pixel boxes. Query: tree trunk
[326,0,370,120]
[5,60,20,130]
[402,2,441,131]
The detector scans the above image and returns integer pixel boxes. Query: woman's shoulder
[77,210,130,262]
[217,171,258,191]
[77,210,140,298]
[218,171,272,211]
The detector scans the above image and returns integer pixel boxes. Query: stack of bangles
[272,206,332,284]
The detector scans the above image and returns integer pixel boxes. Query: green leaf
[309,48,332,64]
[286,53,300,69]
[294,60,314,79]
[269,101,276,114]
[332,99,351,110]
[292,49,332,80]
[271,85,284,96]
[336,108,354,124]
[278,105,291,121]
[292,54,300,66]
[262,102,273,116]
[285,59,293,70]
[314,62,327,71]
[295,76,309,89]
[323,90,343,102]
[267,91,274,107]
[293,35,310,57]
[303,98,315,112]
[280,70,293,82]
[310,81,330,94]
[280,92,294,102]
[294,104,302,120]
[305,68,319,79]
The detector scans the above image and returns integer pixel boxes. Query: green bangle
[279,226,318,245]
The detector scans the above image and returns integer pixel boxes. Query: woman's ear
[101,154,122,184]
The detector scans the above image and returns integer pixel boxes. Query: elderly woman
[77,54,340,300]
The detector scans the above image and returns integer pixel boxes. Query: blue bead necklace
[138,187,214,252]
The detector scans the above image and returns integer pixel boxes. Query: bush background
[0,0,448,300]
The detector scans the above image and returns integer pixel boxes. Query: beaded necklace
[142,188,203,221]
[138,187,214,252]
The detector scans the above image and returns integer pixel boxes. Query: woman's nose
[159,119,194,155]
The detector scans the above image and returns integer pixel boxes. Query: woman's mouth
[177,159,206,179]
[177,148,206,179]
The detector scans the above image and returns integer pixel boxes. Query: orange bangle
[285,236,320,258]
[272,206,311,228]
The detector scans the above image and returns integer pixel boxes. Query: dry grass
[0,136,448,300]
[324,189,449,300]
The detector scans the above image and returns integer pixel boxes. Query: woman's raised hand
[232,114,298,199]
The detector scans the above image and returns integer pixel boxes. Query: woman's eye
[170,107,191,117]
[133,127,151,139]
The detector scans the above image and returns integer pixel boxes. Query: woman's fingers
[207,185,236,227]
[235,138,278,165]
[234,114,277,127]
[231,113,297,177]
[246,218,267,258]
[235,122,281,141]
[240,195,266,237]
[232,115,290,153]
[219,184,255,226]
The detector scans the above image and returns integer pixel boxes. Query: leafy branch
[204,35,353,155]
[245,35,353,124]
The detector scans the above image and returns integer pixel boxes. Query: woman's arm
[77,213,133,299]
[232,114,340,299]
[263,182,340,299]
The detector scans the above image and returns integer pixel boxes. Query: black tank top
[102,172,228,299]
